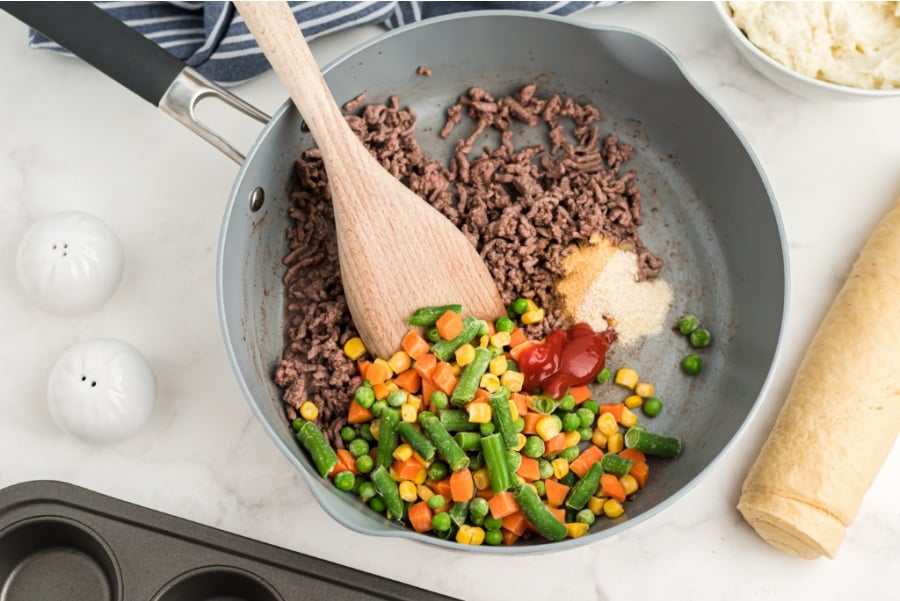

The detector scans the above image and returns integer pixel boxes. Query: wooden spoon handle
[234,1,354,157]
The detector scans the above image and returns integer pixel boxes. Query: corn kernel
[500,370,524,393]
[507,399,520,423]
[512,433,527,451]
[370,419,380,441]
[479,334,491,348]
[489,355,508,376]
[455,343,476,366]
[473,467,491,490]
[521,308,545,325]
[413,451,430,466]
[343,337,367,360]
[374,381,399,401]
[470,526,485,545]
[619,407,638,428]
[388,351,411,374]
[413,467,428,485]
[400,402,418,423]
[490,331,511,348]
[524,299,539,312]
[591,429,608,449]
[620,474,639,496]
[417,484,434,502]
[450,363,462,376]
[535,415,562,441]
[299,401,318,421]
[480,373,501,393]
[516,474,526,486]
[406,395,422,412]
[587,496,605,516]
[392,443,413,462]
[607,432,624,453]
[399,480,418,502]
[456,525,474,545]
[564,430,581,449]
[614,368,639,390]
[389,466,401,482]
[374,358,394,378]
[566,523,590,538]
[467,403,492,424]
[635,382,655,398]
[624,395,644,409]
[603,498,625,518]
[597,412,619,437]
[552,457,570,479]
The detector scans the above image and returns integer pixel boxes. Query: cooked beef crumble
[274,85,660,445]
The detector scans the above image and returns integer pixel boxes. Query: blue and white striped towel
[29,1,619,85]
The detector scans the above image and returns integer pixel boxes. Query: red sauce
[518,323,616,399]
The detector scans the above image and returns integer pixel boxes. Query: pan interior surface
[218,13,786,551]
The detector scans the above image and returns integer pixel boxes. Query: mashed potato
[728,1,900,89]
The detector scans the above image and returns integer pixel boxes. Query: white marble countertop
[1,2,898,600]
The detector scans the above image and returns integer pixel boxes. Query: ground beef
[416,65,433,77]
[275,84,660,445]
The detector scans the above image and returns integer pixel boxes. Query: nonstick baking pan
[0,480,459,601]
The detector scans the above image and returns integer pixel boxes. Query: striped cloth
[29,1,618,85]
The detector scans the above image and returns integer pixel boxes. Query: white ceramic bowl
[714,2,900,101]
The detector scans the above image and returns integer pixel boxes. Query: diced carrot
[485,321,497,336]
[347,399,374,424]
[365,362,391,386]
[522,412,543,435]
[619,448,646,464]
[421,377,438,411]
[601,473,626,501]
[473,388,491,404]
[629,461,649,488]
[501,528,520,546]
[372,381,396,400]
[599,403,624,423]
[488,491,519,519]
[431,362,458,395]
[436,310,464,340]
[450,468,475,502]
[401,330,430,360]
[516,456,541,482]
[431,477,452,500]
[511,393,529,417]
[501,511,529,536]
[395,457,424,481]
[569,385,592,404]
[509,341,536,361]
[548,506,565,524]
[357,360,371,380]
[475,487,494,500]
[544,478,570,507]
[413,353,438,379]
[508,327,527,349]
[543,432,567,456]
[408,501,434,533]
[394,369,421,394]
[329,448,359,477]
[569,445,604,478]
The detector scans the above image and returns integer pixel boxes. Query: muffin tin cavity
[151,566,283,601]
[0,516,123,601]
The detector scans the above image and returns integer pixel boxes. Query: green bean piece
[624,427,681,457]
[454,431,483,452]
[514,485,568,542]
[348,438,369,458]
[451,347,492,406]
[427,460,449,481]
[506,359,519,372]
[560,472,576,487]
[291,418,303,432]
[469,451,485,471]
[425,327,441,343]
[427,494,446,510]
[511,298,529,315]
[449,501,470,527]
[430,390,449,410]
[432,512,452,531]
[495,316,515,333]
[438,409,479,432]
[481,433,515,493]
[596,367,612,384]
[679,314,700,335]
[643,397,663,417]
[566,462,604,510]
[355,454,374,474]
[479,422,496,436]
[478,321,491,336]
[421,414,470,471]
[690,328,711,348]
[375,409,400,468]
[354,385,375,408]
[489,386,518,448]
[431,317,483,361]
[522,435,545,458]
[397,421,436,462]
[296,421,338,478]
[681,354,703,376]
[600,453,635,478]
[408,304,463,326]
[334,471,355,492]
[370,465,404,520]
[469,497,490,519]
[485,528,504,546]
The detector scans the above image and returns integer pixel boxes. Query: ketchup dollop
[517,323,616,400]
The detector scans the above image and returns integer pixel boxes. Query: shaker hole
[81,376,87,382]
[91,381,97,387]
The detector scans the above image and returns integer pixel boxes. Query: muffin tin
[0,480,459,601]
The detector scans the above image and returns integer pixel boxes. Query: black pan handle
[1,1,270,164]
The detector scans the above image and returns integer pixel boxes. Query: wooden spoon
[235,2,504,358]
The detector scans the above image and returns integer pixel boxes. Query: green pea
[387,390,407,408]
[358,481,376,501]
[485,528,503,546]
[576,508,595,525]
[355,454,374,474]
[690,328,711,348]
[560,446,579,462]
[578,427,593,442]
[371,400,387,418]
[427,494,446,510]
[538,459,554,480]
[340,426,356,443]
[484,516,503,531]
[558,394,576,412]
[333,471,355,492]
[427,461,449,481]
[478,320,490,336]
[562,412,581,432]
[643,397,663,417]
[432,512,452,531]
[506,359,519,372]
[291,418,303,432]
[532,480,546,497]
[495,317,515,333]
[596,367,612,384]
[469,513,485,527]
[679,314,700,335]
[511,298,529,315]
[560,472,576,487]
[426,327,441,343]
[469,451,485,470]
[369,496,386,513]
[522,435,545,458]
[359,423,374,441]
[348,438,369,457]
[576,408,595,428]
[430,390,449,410]
[469,497,489,519]
[582,400,600,415]
[513,417,525,433]
[354,385,375,408]
[682,354,703,375]
[479,422,496,436]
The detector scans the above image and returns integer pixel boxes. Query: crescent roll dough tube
[738,198,900,559]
